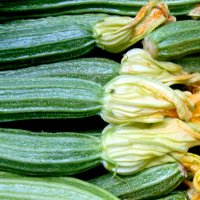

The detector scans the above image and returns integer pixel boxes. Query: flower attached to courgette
[93,0,174,53]
[101,75,193,124]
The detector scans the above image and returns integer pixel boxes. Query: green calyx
[101,118,200,175]
[101,75,193,124]
[93,0,172,53]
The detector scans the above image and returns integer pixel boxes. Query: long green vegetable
[1,49,199,88]
[0,1,172,69]
[0,118,200,177]
[89,163,185,200]
[0,0,198,21]
[143,20,200,60]
[0,171,118,200]
[0,76,192,123]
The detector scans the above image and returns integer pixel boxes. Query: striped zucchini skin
[173,55,200,73]
[0,18,95,69]
[0,78,103,122]
[0,128,101,176]
[0,172,119,200]
[0,58,120,85]
[89,163,185,200]
[0,0,199,21]
[157,191,189,200]
[143,20,200,61]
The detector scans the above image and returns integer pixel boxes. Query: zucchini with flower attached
[0,0,173,69]
[0,76,193,123]
[0,118,199,177]
[0,171,118,200]
[143,20,200,60]
[0,0,198,21]
[1,49,200,88]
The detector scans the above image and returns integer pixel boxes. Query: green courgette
[0,49,199,88]
[143,20,200,60]
[0,1,171,69]
[0,58,120,86]
[0,76,192,123]
[157,191,189,200]
[0,0,199,21]
[0,118,199,176]
[89,163,185,200]
[173,55,200,73]
[0,171,118,200]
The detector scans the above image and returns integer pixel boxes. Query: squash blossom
[101,75,193,124]
[120,48,200,87]
[101,118,200,175]
[93,0,174,53]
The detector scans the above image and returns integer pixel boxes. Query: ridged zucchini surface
[0,128,101,175]
[157,191,189,200]
[0,77,103,122]
[0,16,97,69]
[89,163,185,200]
[0,0,199,21]
[0,58,120,85]
[173,55,200,73]
[0,171,118,200]
[143,20,200,60]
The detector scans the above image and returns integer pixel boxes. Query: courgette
[0,76,192,123]
[157,191,189,200]
[0,58,120,86]
[0,49,199,88]
[0,171,118,200]
[143,20,200,60]
[173,55,200,73]
[0,118,199,176]
[89,163,185,200]
[0,128,101,176]
[0,0,199,21]
[0,1,171,69]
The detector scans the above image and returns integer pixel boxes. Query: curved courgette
[0,0,199,21]
[0,172,118,200]
[157,191,189,200]
[89,163,185,200]
[0,128,101,175]
[143,20,200,60]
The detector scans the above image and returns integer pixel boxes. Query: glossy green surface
[0,172,119,200]
[0,128,101,175]
[0,58,120,85]
[0,77,103,121]
[0,16,96,69]
[0,0,199,20]
[144,20,200,60]
[89,163,184,200]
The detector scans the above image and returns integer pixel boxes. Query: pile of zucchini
[0,0,200,199]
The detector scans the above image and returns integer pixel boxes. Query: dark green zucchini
[0,128,101,176]
[0,0,199,21]
[173,55,200,73]
[157,191,189,200]
[143,20,200,60]
[0,172,118,200]
[0,58,120,86]
[0,20,95,69]
[0,2,171,69]
[89,163,185,200]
